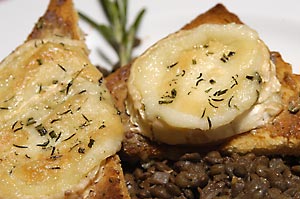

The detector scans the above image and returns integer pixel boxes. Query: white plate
[0,0,299,74]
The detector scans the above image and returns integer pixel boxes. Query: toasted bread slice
[0,0,129,198]
[27,0,84,41]
[106,4,300,159]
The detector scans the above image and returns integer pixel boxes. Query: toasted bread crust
[27,0,84,41]
[89,155,130,199]
[182,3,242,29]
[106,4,300,159]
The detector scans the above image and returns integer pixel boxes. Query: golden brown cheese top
[0,37,123,198]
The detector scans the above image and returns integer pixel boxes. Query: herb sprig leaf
[79,0,146,71]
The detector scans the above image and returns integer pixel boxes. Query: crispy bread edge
[89,155,130,199]
[27,0,84,41]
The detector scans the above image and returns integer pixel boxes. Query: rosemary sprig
[79,0,146,71]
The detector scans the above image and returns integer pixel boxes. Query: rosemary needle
[79,0,146,71]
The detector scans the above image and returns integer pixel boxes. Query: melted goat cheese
[0,37,123,198]
[127,23,282,145]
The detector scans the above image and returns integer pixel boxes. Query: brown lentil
[123,151,300,199]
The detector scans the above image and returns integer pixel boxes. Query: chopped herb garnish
[12,121,18,130]
[228,96,234,108]
[181,70,186,77]
[88,138,95,148]
[255,90,260,102]
[9,166,16,175]
[66,80,73,95]
[58,109,72,115]
[13,127,23,132]
[26,117,36,126]
[246,75,254,80]
[35,124,48,136]
[228,51,236,57]
[36,58,43,65]
[69,143,80,152]
[208,99,218,108]
[220,57,227,63]
[206,52,214,56]
[231,75,238,88]
[98,77,103,86]
[197,73,203,79]
[213,89,228,97]
[159,88,177,105]
[78,147,85,154]
[12,121,23,132]
[195,73,204,86]
[13,144,28,148]
[37,84,43,93]
[49,131,57,139]
[4,96,14,102]
[82,114,91,122]
[51,147,56,156]
[0,107,10,110]
[79,121,90,129]
[50,155,63,160]
[205,88,213,93]
[99,92,104,101]
[192,59,197,65]
[255,72,262,84]
[158,100,173,104]
[207,116,212,129]
[36,139,50,147]
[171,89,177,98]
[220,51,235,63]
[55,132,62,142]
[50,118,61,124]
[196,78,204,86]
[211,97,224,102]
[167,62,178,69]
[78,90,87,94]
[209,79,216,84]
[63,133,76,141]
[201,108,206,118]
[57,64,66,72]
[99,123,106,129]
[50,166,61,170]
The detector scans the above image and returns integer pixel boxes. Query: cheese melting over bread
[128,24,282,145]
[0,37,123,198]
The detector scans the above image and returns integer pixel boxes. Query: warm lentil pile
[124,151,300,199]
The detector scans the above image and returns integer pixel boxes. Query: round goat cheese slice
[128,23,282,145]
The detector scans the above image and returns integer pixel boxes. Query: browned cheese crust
[105,4,300,160]
[24,0,129,198]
